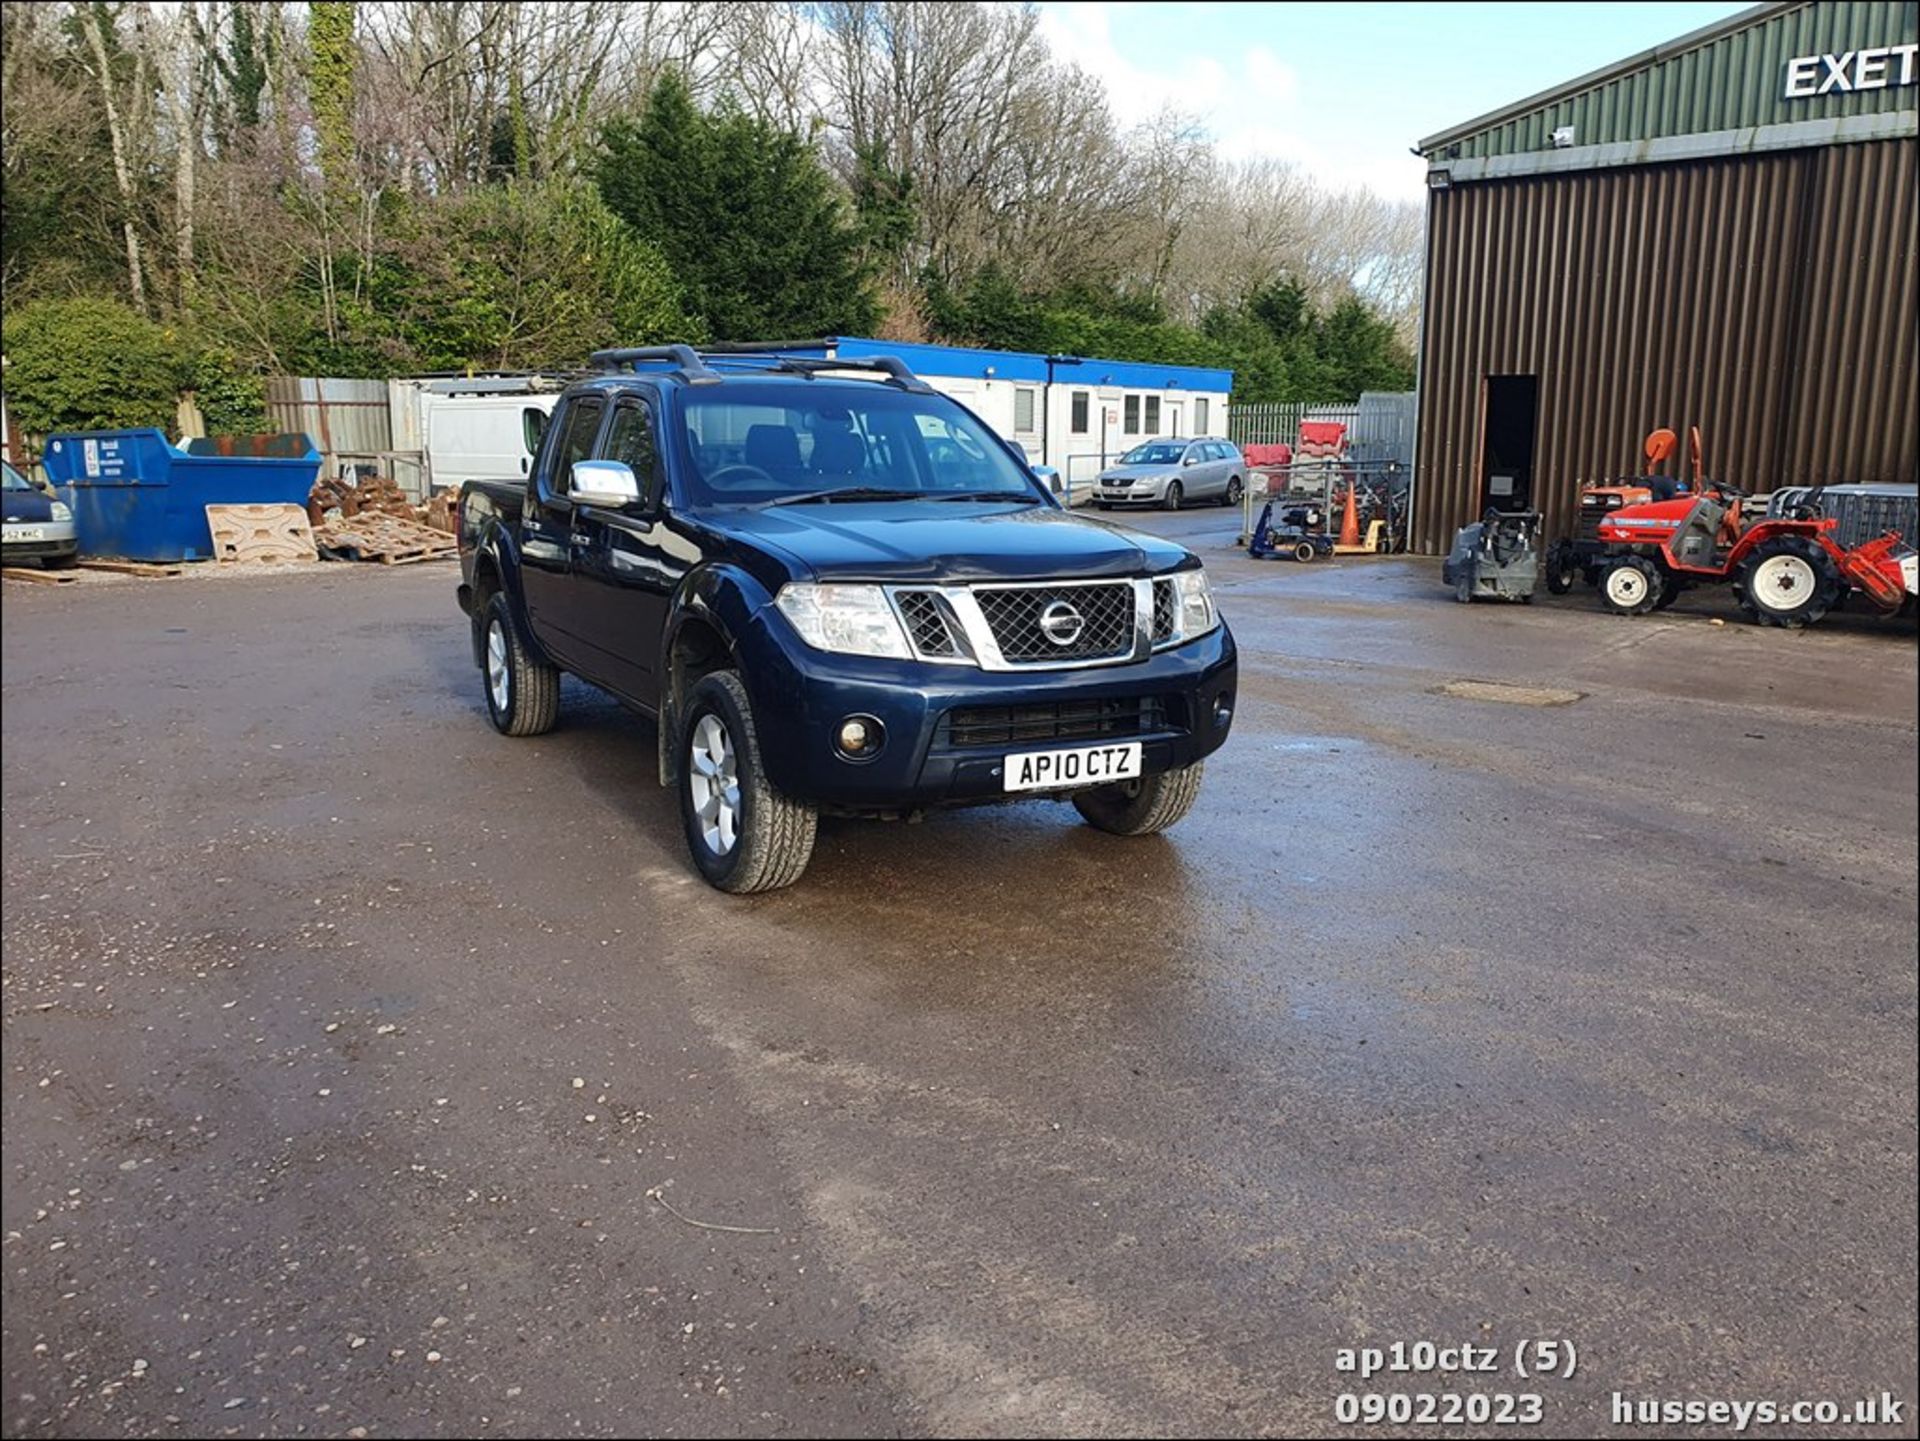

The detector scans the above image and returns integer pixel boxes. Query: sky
[1033,2,1754,202]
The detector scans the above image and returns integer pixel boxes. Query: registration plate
[4,528,45,543]
[1003,741,1143,793]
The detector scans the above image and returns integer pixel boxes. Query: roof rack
[589,344,933,394]
[589,344,723,385]
[702,351,934,394]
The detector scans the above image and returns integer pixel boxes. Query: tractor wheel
[1544,541,1577,595]
[1735,535,1841,629]
[1600,556,1662,616]
[1652,572,1683,610]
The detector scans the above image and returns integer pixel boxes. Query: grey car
[1092,437,1245,511]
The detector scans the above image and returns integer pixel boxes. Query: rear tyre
[679,671,817,893]
[1074,762,1205,836]
[482,594,560,736]
[1453,570,1473,604]
[1600,556,1662,616]
[1735,535,1841,629]
[1294,541,1318,563]
[1544,541,1577,595]
[1163,481,1184,512]
[1094,502,1112,511]
[1222,476,1243,507]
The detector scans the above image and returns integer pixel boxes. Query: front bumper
[2,518,77,561]
[1095,483,1165,504]
[738,612,1238,811]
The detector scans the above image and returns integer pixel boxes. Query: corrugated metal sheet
[1426,1,1918,161]
[264,375,395,484]
[1412,137,1917,552]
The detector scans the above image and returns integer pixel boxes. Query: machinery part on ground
[1734,535,1843,629]
[1600,554,1664,616]
[1444,509,1542,603]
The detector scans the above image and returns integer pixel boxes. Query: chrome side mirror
[570,459,641,507]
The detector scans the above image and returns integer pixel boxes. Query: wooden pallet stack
[307,473,460,564]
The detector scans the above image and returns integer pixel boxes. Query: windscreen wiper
[922,490,1039,502]
[764,487,925,506]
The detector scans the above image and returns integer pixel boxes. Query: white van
[418,385,562,497]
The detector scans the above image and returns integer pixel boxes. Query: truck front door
[568,394,682,707]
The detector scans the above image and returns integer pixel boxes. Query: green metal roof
[1421,0,1919,161]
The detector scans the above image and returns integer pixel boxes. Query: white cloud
[1036,2,1424,203]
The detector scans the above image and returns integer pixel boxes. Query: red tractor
[1593,484,1917,629]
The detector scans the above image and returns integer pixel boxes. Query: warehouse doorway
[1480,375,1538,511]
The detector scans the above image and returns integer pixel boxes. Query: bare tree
[77,1,154,313]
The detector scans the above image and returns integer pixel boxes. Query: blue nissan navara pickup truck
[457,345,1237,892]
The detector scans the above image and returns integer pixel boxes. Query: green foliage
[921,269,1410,404]
[215,3,273,139]
[386,181,697,370]
[0,296,183,433]
[183,348,269,434]
[596,72,878,340]
[307,2,355,200]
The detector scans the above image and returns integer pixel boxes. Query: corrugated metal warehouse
[1411,0,1918,553]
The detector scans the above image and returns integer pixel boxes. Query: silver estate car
[1092,437,1245,511]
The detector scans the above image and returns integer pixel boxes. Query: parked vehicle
[1443,509,1543,603]
[457,346,1238,893]
[2,459,77,567]
[1092,437,1244,511]
[1543,427,1702,593]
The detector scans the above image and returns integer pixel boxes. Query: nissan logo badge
[1039,599,1085,647]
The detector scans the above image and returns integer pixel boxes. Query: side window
[1204,442,1227,462]
[1013,387,1037,433]
[547,396,606,496]
[1123,395,1140,434]
[1194,398,1210,434]
[1144,395,1161,434]
[599,399,660,506]
[1070,390,1090,434]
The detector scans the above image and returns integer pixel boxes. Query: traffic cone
[1337,482,1361,549]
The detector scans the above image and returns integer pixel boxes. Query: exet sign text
[1783,43,1918,98]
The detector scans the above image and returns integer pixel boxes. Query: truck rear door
[519,393,607,664]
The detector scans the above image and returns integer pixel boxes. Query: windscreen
[677,382,1039,506]
[2,461,31,492]
[1122,442,1185,465]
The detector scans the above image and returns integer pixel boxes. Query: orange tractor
[1592,480,1916,629]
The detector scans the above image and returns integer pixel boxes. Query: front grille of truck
[894,589,964,658]
[1151,578,1176,642]
[972,581,1136,662]
[940,696,1171,748]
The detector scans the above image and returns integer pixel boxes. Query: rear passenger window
[544,397,604,497]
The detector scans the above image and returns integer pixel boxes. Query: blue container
[41,429,321,562]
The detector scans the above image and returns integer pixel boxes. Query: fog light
[836,715,884,759]
[1213,693,1234,728]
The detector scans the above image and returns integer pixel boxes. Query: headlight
[774,583,911,659]
[1172,568,1218,638]
[49,501,73,522]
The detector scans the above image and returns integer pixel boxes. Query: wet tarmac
[3,521,1915,1438]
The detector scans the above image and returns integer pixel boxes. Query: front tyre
[1600,556,1662,616]
[482,594,559,736]
[679,671,817,893]
[1074,762,1206,836]
[1163,480,1184,512]
[1544,540,1577,594]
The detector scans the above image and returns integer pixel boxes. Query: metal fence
[1228,392,1417,471]
[265,376,426,497]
